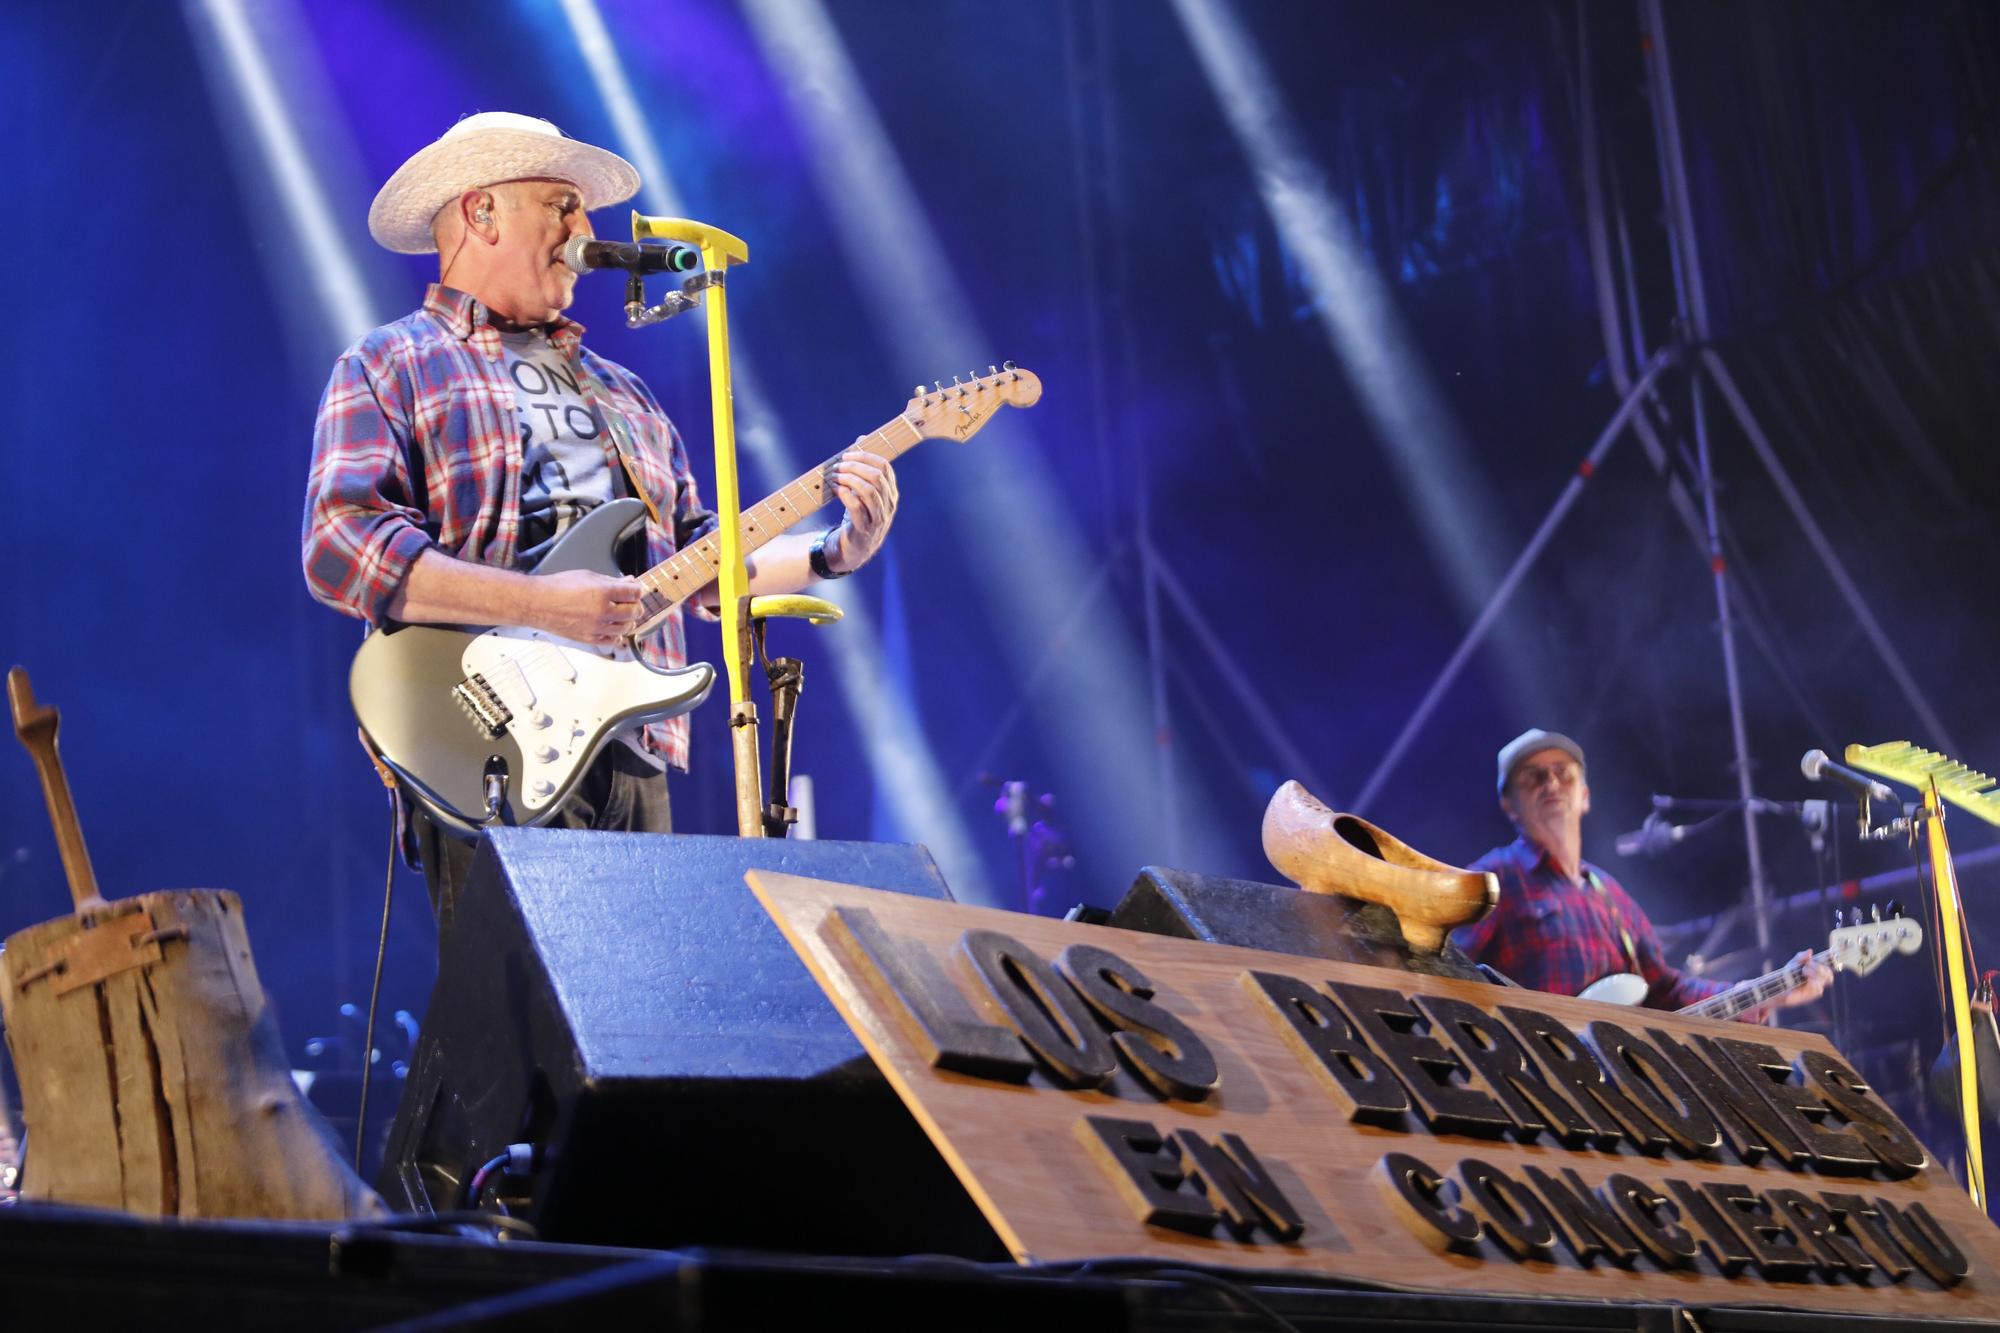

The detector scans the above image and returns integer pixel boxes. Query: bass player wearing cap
[1452,728,1832,1019]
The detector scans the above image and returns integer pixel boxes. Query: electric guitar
[1576,912,1923,1019]
[350,364,1043,833]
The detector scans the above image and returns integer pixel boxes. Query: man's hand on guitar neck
[692,445,902,609]
[1743,948,1837,1025]
[824,446,899,573]
[386,549,644,646]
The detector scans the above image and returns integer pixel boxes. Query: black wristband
[809,527,849,579]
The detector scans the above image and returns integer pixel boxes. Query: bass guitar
[1577,912,1923,1019]
[350,364,1042,833]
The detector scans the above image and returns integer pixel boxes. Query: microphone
[1615,812,1693,858]
[562,237,699,276]
[1800,749,1896,804]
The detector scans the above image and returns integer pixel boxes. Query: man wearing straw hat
[303,113,898,932]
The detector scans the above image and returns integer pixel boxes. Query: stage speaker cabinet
[1108,864,1485,980]
[377,829,997,1255]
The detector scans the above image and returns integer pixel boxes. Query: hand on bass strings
[1745,949,1836,1023]
[1778,949,1836,1008]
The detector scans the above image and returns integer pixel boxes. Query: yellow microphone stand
[1848,741,2000,1209]
[627,213,768,837]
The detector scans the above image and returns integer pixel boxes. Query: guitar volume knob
[531,711,553,729]
[534,745,560,764]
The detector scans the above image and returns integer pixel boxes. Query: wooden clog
[1262,780,1497,954]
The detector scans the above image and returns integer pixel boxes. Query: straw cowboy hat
[367,111,640,254]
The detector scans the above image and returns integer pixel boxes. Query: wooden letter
[1647,1028,1803,1167]
[1415,995,1599,1146]
[1766,1187,1876,1280]
[1819,1191,1914,1282]
[1663,1179,1754,1273]
[1328,983,1513,1136]
[1712,1037,1877,1174]
[1243,971,1411,1124]
[1798,1049,1927,1179]
[1580,1021,1721,1159]
[1375,1152,1480,1252]
[957,928,1117,1089]
[1457,1157,1558,1261]
[1521,1165,1641,1267]
[1499,1006,1658,1152]
[1056,944,1220,1102]
[1698,1181,1816,1281]
[1076,1116,1218,1234]
[1171,1129,1305,1243]
[1603,1174,1698,1270]
[1881,1200,1970,1287]
[825,907,1033,1080]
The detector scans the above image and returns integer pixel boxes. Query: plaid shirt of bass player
[1451,837,1727,1012]
[302,284,715,770]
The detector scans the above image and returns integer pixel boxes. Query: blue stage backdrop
[5,0,1998,1155]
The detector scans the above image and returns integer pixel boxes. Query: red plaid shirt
[303,284,713,769]
[1452,837,1726,1012]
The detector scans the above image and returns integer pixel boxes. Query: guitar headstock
[905,362,1042,443]
[1827,910,1924,978]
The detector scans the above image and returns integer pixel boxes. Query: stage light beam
[740,0,1236,882]
[185,0,377,349]
[1171,0,1540,738]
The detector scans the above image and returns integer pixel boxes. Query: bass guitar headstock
[1828,906,1924,978]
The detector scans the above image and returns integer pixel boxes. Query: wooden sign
[747,871,2000,1319]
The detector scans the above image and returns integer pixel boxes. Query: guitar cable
[353,806,398,1173]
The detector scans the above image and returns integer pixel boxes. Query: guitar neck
[1677,948,1829,1022]
[631,413,923,633]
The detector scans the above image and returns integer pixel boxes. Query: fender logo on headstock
[908,362,1044,444]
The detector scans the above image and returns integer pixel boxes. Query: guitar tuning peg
[913,386,925,399]
[1002,359,1016,370]
[934,381,944,393]
[987,364,999,376]
[1834,908,1844,928]
[1886,898,1902,919]
[952,374,962,384]
[1871,903,1881,922]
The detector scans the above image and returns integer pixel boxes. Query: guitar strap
[1586,868,1643,974]
[575,365,668,532]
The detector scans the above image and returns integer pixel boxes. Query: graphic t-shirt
[498,329,664,770]
[499,329,619,570]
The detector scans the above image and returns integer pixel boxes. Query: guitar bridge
[452,673,512,739]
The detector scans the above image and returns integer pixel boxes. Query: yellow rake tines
[1847,741,2000,827]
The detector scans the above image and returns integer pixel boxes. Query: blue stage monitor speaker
[377,829,998,1255]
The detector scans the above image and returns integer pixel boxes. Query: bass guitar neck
[1675,950,1829,1022]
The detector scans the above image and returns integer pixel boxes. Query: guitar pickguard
[349,501,714,833]
[457,628,710,814]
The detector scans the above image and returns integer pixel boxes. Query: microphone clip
[1860,797,1927,843]
[626,270,725,329]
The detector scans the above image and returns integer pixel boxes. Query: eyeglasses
[1513,762,1582,791]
